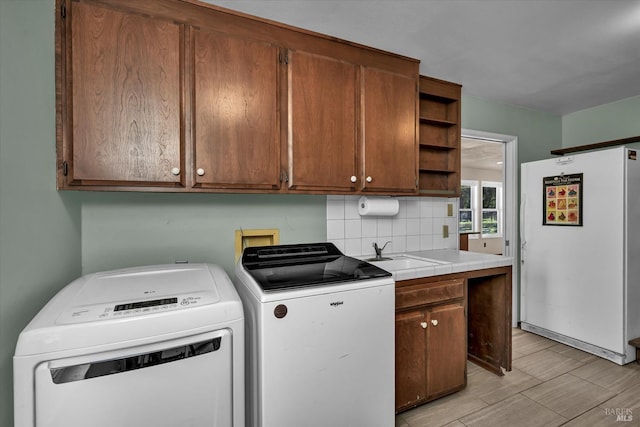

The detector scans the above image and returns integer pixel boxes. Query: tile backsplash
[326,196,459,258]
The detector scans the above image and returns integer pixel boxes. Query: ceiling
[461,137,503,172]
[205,0,640,116]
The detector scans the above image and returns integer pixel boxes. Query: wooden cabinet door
[395,310,427,410]
[286,51,358,191]
[362,68,417,193]
[64,1,183,186]
[193,29,280,190]
[426,303,466,398]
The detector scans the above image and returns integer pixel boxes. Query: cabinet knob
[196,168,205,176]
[366,176,373,183]
[350,175,357,183]
[431,319,438,326]
[171,167,180,176]
[420,321,428,329]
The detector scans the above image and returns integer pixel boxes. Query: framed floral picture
[542,173,583,226]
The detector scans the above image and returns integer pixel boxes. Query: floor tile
[522,373,615,419]
[400,392,488,427]
[458,394,567,427]
[466,366,541,405]
[562,406,635,427]
[395,415,410,427]
[599,381,640,412]
[511,330,556,359]
[571,358,640,393]
[547,342,598,363]
[512,348,584,381]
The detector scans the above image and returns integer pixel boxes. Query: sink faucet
[372,241,391,260]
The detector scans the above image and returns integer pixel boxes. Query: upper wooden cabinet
[362,68,418,193]
[286,50,359,192]
[418,76,462,197]
[192,28,281,190]
[58,1,184,188]
[56,0,419,194]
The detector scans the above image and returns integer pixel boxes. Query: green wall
[562,95,640,148]
[462,94,562,162]
[80,192,326,275]
[0,1,82,425]
[2,0,638,425]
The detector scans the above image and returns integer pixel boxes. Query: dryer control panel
[57,292,218,324]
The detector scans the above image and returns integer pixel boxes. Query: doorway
[460,137,505,254]
[461,129,518,327]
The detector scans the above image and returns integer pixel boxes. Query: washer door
[35,330,232,427]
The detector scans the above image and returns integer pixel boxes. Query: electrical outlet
[443,225,449,238]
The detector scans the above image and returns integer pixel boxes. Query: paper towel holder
[358,196,399,217]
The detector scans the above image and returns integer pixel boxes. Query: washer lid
[241,242,391,292]
[57,264,221,324]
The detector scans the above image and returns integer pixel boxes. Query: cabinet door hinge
[62,161,69,176]
[60,3,66,19]
[279,53,289,65]
[280,170,289,183]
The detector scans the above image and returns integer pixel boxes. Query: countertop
[375,249,513,281]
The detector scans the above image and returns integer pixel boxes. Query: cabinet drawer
[396,279,464,310]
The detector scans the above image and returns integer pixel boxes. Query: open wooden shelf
[550,135,640,155]
[418,76,461,197]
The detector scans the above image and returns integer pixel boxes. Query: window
[459,180,502,238]
[481,181,502,237]
[460,180,478,233]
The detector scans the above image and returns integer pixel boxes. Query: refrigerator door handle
[520,197,526,264]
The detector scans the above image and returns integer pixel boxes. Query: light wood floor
[396,328,640,427]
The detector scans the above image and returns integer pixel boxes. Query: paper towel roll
[358,196,399,217]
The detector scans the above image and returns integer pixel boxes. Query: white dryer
[14,263,244,427]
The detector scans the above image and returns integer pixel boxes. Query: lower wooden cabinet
[395,266,512,413]
[395,278,466,412]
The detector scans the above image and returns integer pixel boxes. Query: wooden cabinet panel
[396,278,464,310]
[467,271,512,374]
[395,310,427,410]
[193,29,280,190]
[287,51,358,191]
[65,1,183,186]
[362,68,417,194]
[426,303,466,398]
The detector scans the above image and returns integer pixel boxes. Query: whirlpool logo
[330,301,344,307]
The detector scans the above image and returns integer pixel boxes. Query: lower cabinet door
[395,310,427,410]
[426,303,466,398]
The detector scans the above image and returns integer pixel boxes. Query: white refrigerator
[520,146,640,364]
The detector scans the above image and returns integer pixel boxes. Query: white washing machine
[14,263,244,427]
[235,243,395,427]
